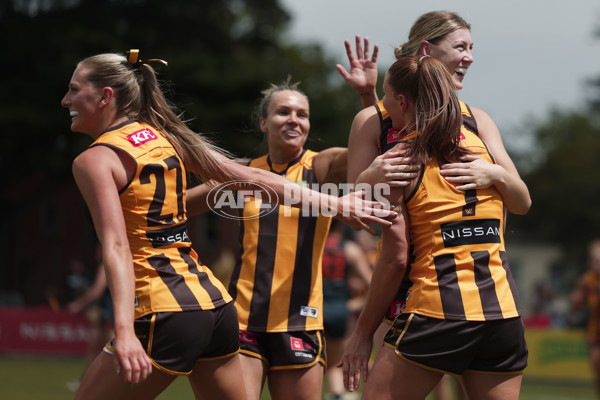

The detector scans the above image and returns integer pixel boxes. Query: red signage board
[0,307,92,356]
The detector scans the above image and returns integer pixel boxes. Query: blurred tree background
[0,0,365,305]
[0,0,599,308]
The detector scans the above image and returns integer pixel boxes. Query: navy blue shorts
[384,313,528,375]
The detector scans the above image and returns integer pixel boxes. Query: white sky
[279,0,600,146]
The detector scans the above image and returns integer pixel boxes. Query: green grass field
[0,354,595,400]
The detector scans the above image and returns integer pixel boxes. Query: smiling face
[427,27,473,90]
[61,64,105,136]
[259,90,310,162]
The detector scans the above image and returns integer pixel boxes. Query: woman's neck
[268,146,304,165]
[106,115,131,131]
[91,113,130,139]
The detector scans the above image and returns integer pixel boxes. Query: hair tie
[126,49,168,68]
[418,55,431,65]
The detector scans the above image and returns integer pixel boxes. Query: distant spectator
[523,282,554,328]
[64,258,91,304]
[571,239,600,396]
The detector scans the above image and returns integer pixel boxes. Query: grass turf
[0,354,595,399]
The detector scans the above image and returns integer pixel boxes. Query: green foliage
[513,110,600,249]
[0,0,360,186]
[0,0,363,298]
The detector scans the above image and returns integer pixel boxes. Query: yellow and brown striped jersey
[401,129,520,321]
[376,99,479,154]
[229,150,332,332]
[580,270,600,343]
[375,99,500,319]
[91,121,232,319]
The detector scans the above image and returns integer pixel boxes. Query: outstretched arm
[186,158,251,217]
[313,146,348,186]
[336,35,380,108]
[186,183,213,216]
[197,155,397,234]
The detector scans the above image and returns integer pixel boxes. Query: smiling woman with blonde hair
[223,79,352,400]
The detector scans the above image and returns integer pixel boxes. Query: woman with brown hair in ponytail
[61,50,395,400]
[339,56,527,400]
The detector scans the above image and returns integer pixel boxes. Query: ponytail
[80,51,236,184]
[413,56,466,165]
[386,56,469,165]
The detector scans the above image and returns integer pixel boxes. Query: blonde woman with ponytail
[340,56,526,400]
[61,50,394,400]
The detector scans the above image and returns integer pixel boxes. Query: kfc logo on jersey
[290,337,305,351]
[128,128,157,147]
[387,128,404,144]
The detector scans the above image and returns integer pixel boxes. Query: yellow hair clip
[126,49,168,67]
[127,49,140,65]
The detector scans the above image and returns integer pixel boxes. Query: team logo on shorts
[290,337,304,351]
[291,337,312,351]
[291,337,314,360]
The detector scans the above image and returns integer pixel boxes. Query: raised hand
[335,35,380,106]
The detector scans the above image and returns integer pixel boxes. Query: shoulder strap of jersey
[460,101,479,137]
